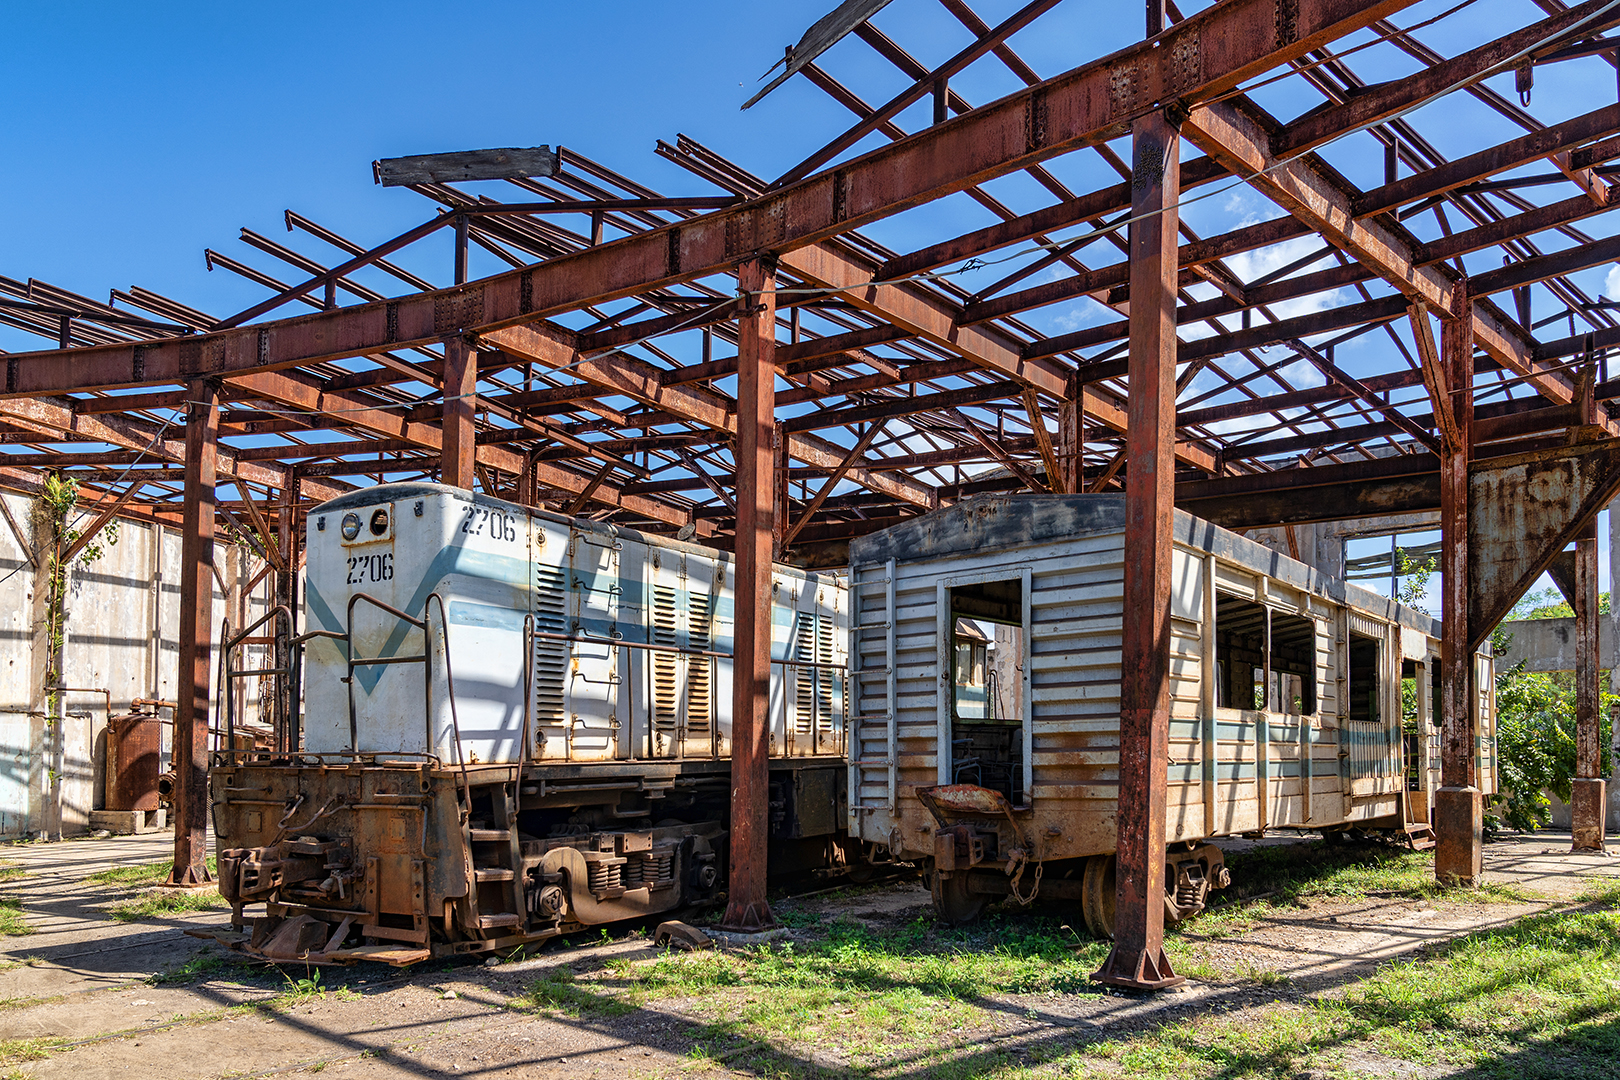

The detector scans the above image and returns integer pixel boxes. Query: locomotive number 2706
[346,553,394,584]
[460,506,519,542]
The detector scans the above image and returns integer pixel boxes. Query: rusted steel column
[772,421,789,560]
[168,378,218,887]
[721,255,778,932]
[1094,110,1183,991]
[274,475,299,754]
[1435,280,1481,886]
[1571,521,1606,851]
[441,336,477,491]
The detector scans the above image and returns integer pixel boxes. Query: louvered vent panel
[686,588,713,738]
[651,584,680,734]
[532,563,568,731]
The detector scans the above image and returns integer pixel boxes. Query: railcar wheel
[1080,853,1116,940]
[930,868,986,925]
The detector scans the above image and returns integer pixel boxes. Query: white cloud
[1605,264,1620,302]
[1222,234,1349,323]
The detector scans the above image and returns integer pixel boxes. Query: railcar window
[1348,632,1382,724]
[1268,612,1317,716]
[1214,593,1267,709]
[947,580,1025,805]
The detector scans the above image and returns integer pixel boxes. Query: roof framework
[3,0,1619,558]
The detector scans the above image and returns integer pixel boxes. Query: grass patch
[1077,892,1620,1080]
[150,950,240,986]
[1215,838,1532,907]
[0,898,30,937]
[0,864,25,884]
[0,1038,50,1064]
[85,856,217,887]
[521,966,634,1018]
[105,887,227,922]
[521,913,1109,1057]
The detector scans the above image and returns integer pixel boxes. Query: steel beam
[167,379,218,887]
[480,322,935,508]
[778,244,1219,472]
[1094,111,1183,992]
[442,336,476,489]
[0,0,1415,402]
[1277,0,1620,154]
[721,257,777,932]
[1435,283,1481,887]
[1182,100,1593,418]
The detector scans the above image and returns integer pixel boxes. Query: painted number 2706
[346,553,394,584]
[460,506,518,542]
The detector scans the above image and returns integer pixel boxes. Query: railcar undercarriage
[203,753,852,964]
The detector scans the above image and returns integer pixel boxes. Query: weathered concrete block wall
[1493,617,1616,674]
[0,493,272,839]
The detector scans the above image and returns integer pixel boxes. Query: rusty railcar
[845,495,1495,935]
[209,482,848,963]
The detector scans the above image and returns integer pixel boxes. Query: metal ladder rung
[849,758,895,766]
[849,713,893,722]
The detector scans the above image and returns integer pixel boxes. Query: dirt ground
[0,830,1613,1079]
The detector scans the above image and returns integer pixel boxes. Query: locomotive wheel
[1080,853,1116,940]
[930,868,986,925]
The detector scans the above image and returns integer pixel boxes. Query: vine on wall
[31,473,119,785]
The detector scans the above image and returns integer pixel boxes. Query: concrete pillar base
[89,808,167,835]
[1434,786,1482,885]
[1570,777,1608,852]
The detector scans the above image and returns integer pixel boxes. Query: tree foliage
[1489,625,1615,832]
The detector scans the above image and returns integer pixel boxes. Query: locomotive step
[468,829,512,842]
[476,913,523,929]
[474,868,515,882]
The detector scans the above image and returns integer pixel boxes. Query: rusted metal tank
[106,710,163,811]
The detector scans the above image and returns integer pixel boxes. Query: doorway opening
[948,579,1025,806]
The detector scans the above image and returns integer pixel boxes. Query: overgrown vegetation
[1509,585,1612,622]
[1215,840,1529,908]
[0,1038,49,1066]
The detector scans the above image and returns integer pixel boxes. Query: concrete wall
[1494,616,1616,673]
[0,491,273,839]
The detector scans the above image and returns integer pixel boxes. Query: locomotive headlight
[369,508,390,536]
[340,512,362,541]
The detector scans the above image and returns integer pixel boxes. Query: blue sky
[3,1,1615,599]
[4,0,1608,342]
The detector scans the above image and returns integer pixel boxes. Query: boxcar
[844,494,1495,935]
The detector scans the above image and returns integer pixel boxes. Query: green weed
[521,966,633,1018]
[85,856,217,887]
[0,1038,50,1064]
[105,888,227,922]
[150,950,237,985]
[0,898,31,937]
